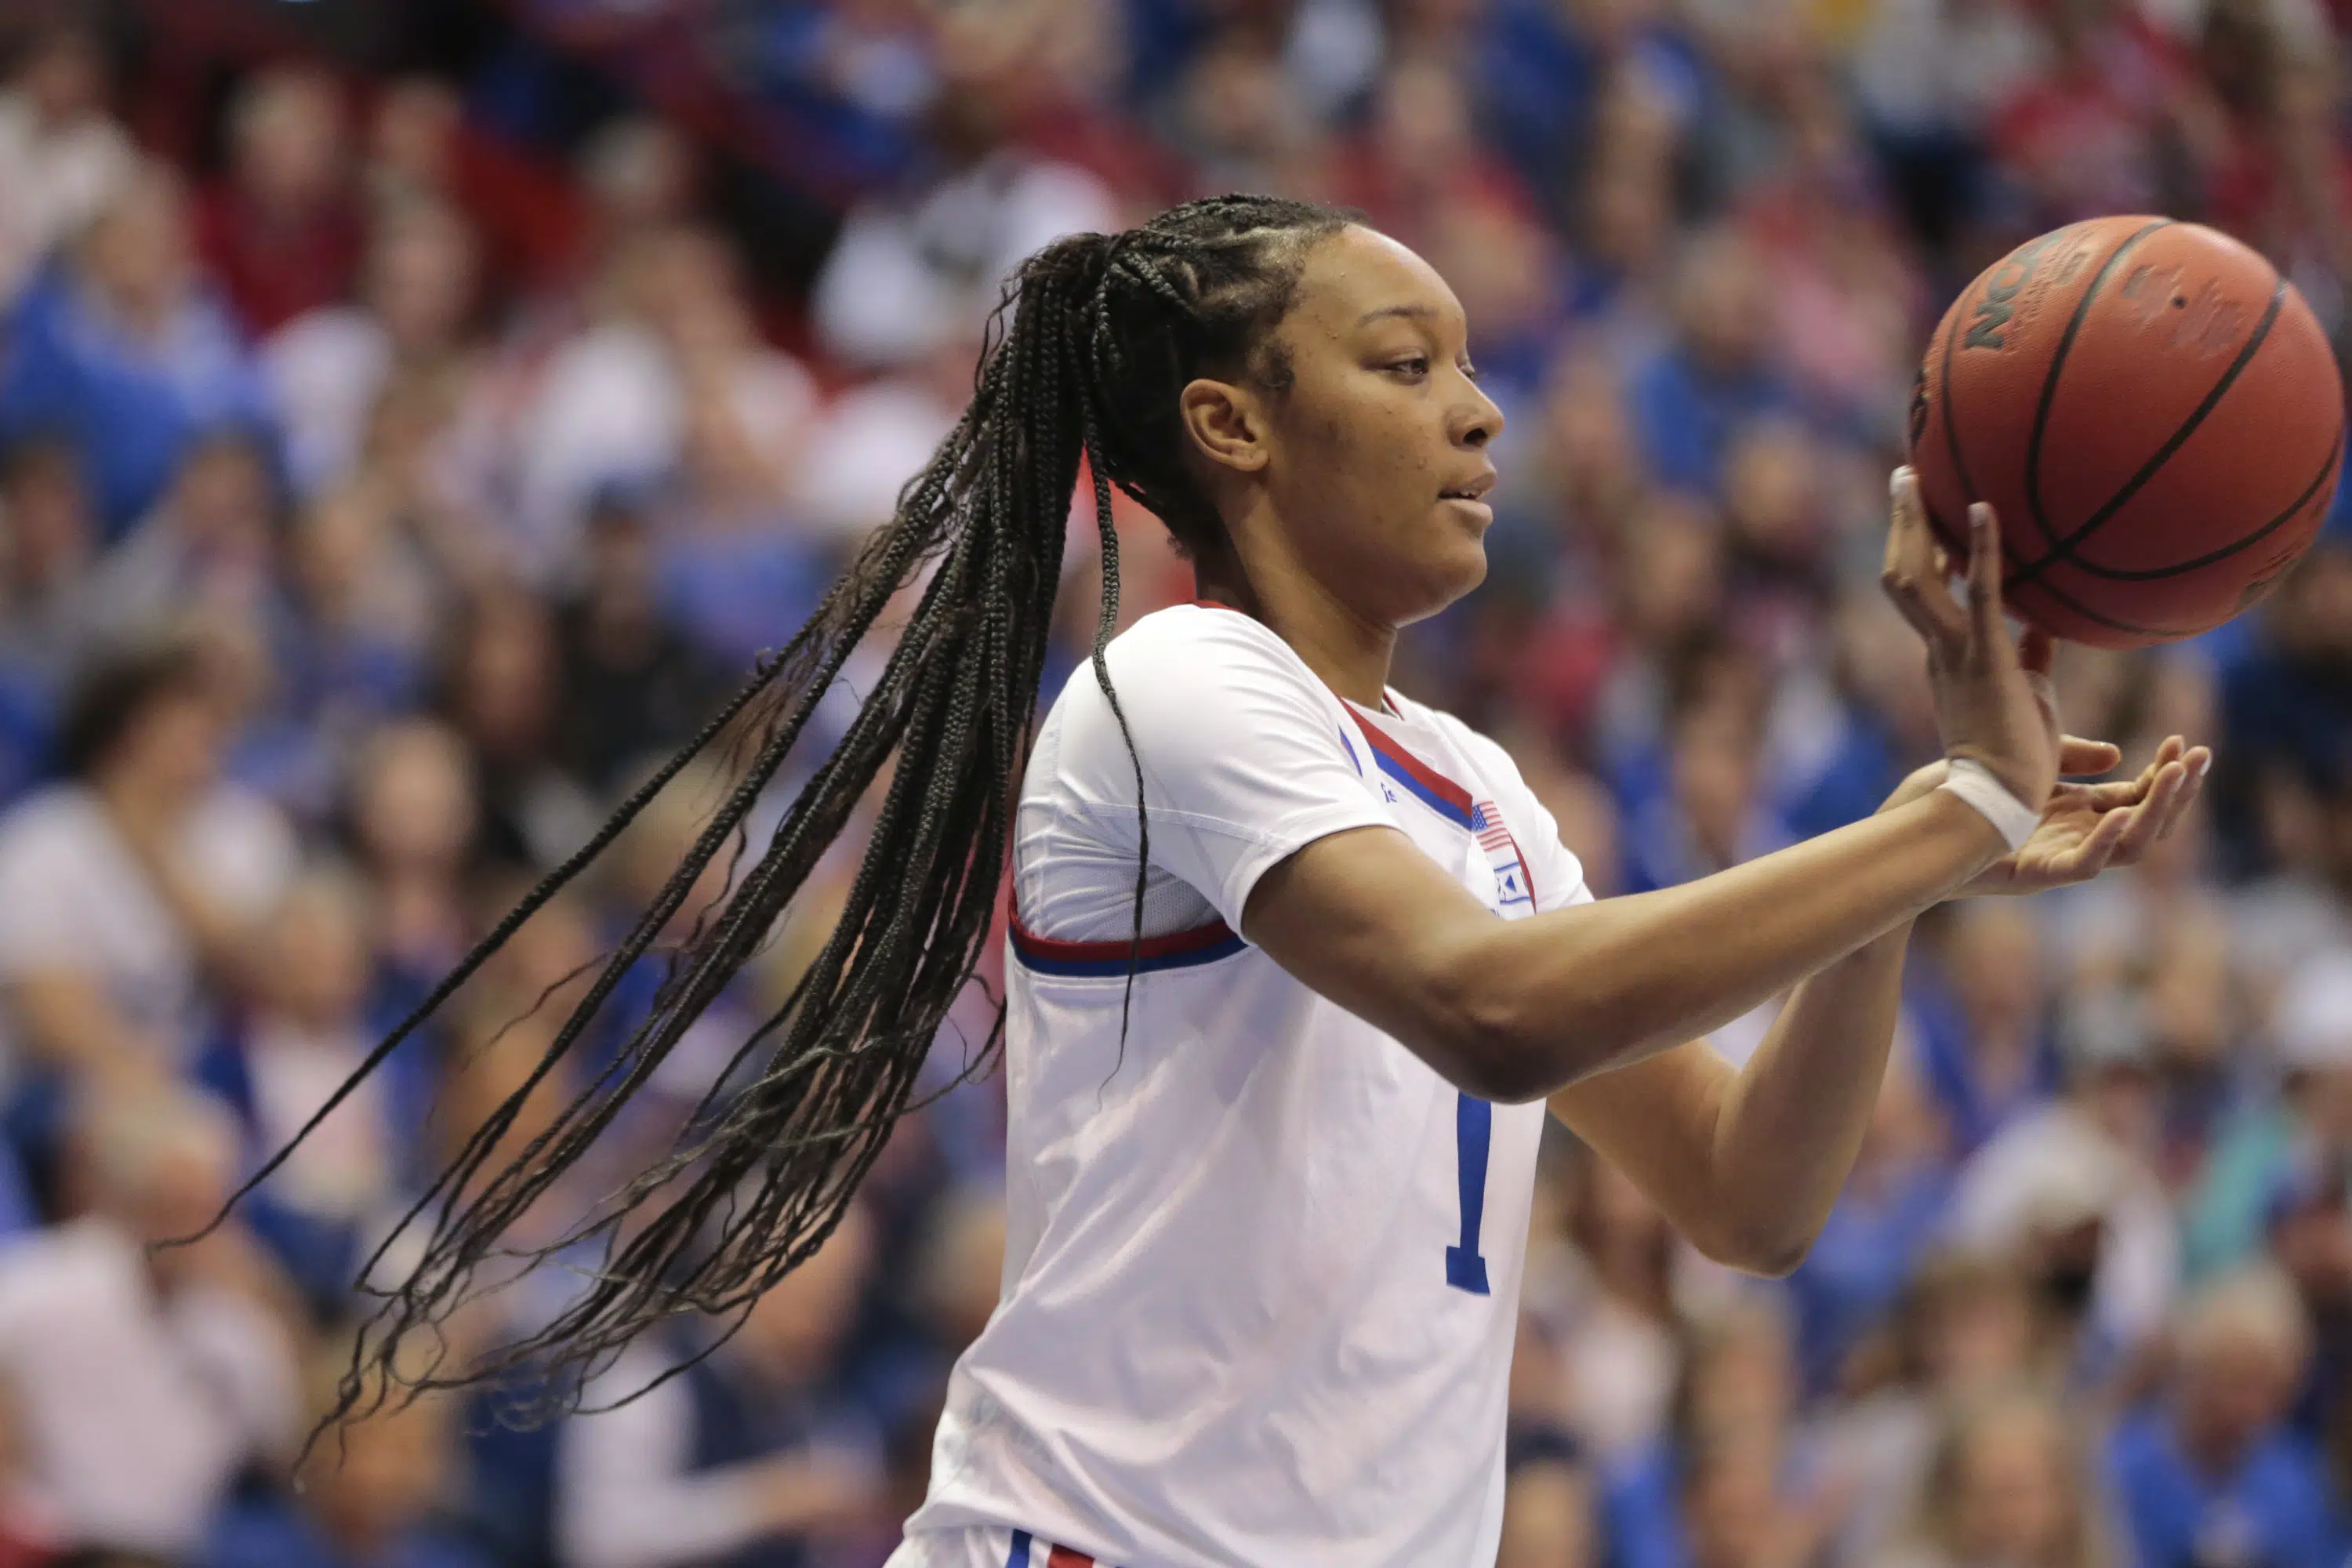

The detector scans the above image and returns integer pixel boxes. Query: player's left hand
[1881,733,2209,895]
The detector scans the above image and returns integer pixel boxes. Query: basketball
[1909,216,2346,648]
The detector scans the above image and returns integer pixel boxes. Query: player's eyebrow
[1356,303,1438,326]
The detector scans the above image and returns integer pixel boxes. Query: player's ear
[1179,378,1269,475]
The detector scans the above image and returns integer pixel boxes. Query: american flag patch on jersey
[1474,799,1535,910]
[1007,1531,1098,1568]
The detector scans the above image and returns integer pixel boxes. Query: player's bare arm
[1246,465,2204,1273]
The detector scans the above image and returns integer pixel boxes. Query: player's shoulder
[1040,604,1350,794]
[1102,601,1300,673]
[1065,602,1323,717]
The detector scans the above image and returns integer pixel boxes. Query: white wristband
[1938,757,2040,852]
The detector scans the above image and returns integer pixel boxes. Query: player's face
[1255,226,1504,626]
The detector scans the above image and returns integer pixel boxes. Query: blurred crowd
[4,0,2352,1565]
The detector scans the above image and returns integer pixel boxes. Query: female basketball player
[266,198,2204,1566]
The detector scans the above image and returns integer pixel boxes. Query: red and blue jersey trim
[1007,1530,1098,1567]
[1350,709,1478,831]
[1007,912,1245,977]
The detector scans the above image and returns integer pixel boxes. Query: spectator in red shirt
[1991,0,2193,227]
[197,67,365,340]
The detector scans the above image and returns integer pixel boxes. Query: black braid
[226,194,1352,1432]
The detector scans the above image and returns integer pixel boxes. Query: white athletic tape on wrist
[1939,758,2040,852]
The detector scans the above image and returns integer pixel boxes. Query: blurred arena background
[2,0,2352,1564]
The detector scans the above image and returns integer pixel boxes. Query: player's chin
[1436,495,1495,534]
[1396,533,1489,624]
[1430,499,1493,572]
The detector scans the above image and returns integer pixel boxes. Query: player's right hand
[1881,466,2062,811]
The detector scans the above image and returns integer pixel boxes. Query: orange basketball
[1908,216,2345,648]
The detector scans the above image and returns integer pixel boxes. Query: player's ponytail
[229,194,1351,1428]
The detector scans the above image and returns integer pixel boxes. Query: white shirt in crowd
[791,376,961,543]
[0,89,133,307]
[263,305,400,496]
[242,1016,391,1221]
[895,604,1591,1567]
[511,324,817,581]
[556,1348,883,1568]
[811,153,1117,372]
[1946,1099,2180,1359]
[0,1218,298,1555]
[0,783,296,1076]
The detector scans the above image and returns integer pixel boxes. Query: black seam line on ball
[1939,264,2013,575]
[2054,437,2338,582]
[1926,499,2180,639]
[2019,219,2174,559]
[2012,271,2288,591]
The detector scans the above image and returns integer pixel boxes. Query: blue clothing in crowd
[2107,1407,2341,1568]
[1601,1441,1685,1568]
[1904,967,2057,1156]
[1625,344,1796,498]
[659,527,835,672]
[1787,1162,1952,1397]
[206,1500,499,1568]
[0,266,277,542]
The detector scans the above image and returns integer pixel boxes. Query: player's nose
[1450,378,1503,450]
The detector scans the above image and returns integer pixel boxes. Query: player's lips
[1437,467,1497,504]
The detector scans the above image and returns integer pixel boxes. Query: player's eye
[1388,356,1431,379]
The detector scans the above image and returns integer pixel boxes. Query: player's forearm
[1454,791,1996,1100]
[1700,920,1912,1272]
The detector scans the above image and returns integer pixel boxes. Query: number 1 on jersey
[1446,1093,1493,1295]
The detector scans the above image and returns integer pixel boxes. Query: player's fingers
[2081,778,2150,809]
[2043,783,2096,820]
[2108,760,2187,865]
[2022,626,2056,678]
[2022,626,2060,730]
[2060,793,2137,879]
[2133,738,2180,791]
[2078,737,2182,808]
[2158,746,2213,840]
[1882,470,1968,654]
[1965,502,2009,659]
[1880,466,1919,560]
[2058,735,2123,776]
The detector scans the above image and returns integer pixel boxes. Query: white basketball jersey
[898,604,1590,1567]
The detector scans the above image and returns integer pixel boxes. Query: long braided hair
[241,194,1354,1423]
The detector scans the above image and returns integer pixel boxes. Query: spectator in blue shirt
[2108,1265,2340,1568]
[207,1355,494,1568]
[1624,228,1798,498]
[1788,1046,1954,1396]
[0,162,275,543]
[1613,644,1794,898]
[2212,542,2352,881]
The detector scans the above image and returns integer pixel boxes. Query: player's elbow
[1429,955,1670,1102]
[1428,978,1581,1105]
[1443,1043,1554,1105]
[1688,1215,1815,1279]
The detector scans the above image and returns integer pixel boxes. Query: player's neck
[1193,564,1394,708]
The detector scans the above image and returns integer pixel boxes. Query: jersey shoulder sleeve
[1047,605,1392,933]
[1423,711,1594,913]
